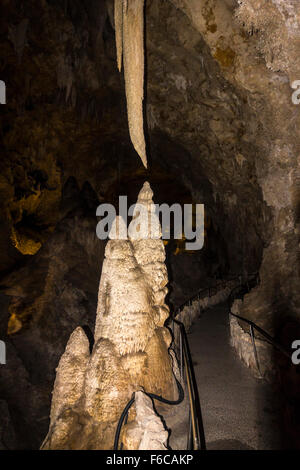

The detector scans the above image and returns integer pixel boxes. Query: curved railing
[176,270,295,378]
[114,270,296,450]
[113,375,185,450]
[113,318,206,451]
[228,280,292,376]
[170,318,206,450]
[175,272,259,316]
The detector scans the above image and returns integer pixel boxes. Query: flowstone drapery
[41,182,177,449]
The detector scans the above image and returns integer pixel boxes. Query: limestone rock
[114,0,147,168]
[123,391,169,450]
[0,400,16,450]
[41,182,177,449]
[49,327,90,426]
[229,309,275,381]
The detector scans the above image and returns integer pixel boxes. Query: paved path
[188,303,282,450]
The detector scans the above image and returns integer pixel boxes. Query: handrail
[114,271,289,450]
[113,319,206,451]
[176,271,295,379]
[228,283,291,361]
[172,318,206,450]
[176,272,259,314]
[229,311,291,360]
[113,375,185,450]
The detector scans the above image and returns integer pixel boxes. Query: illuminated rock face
[41,182,176,450]
[122,391,168,450]
[114,0,147,168]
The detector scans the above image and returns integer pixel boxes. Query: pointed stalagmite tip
[138,181,153,201]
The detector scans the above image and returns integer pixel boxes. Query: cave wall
[146,0,269,279]
[145,0,300,331]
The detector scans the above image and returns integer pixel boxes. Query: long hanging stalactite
[114,0,147,168]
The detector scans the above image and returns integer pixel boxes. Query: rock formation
[122,391,169,450]
[41,182,177,449]
[114,0,147,168]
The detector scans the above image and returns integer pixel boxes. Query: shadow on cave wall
[0,178,105,449]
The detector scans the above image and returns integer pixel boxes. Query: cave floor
[188,303,282,450]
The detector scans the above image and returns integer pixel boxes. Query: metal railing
[175,272,259,316]
[165,273,255,449]
[113,272,256,451]
[114,270,296,450]
[113,374,184,450]
[176,270,295,379]
[169,318,206,450]
[228,281,292,376]
[113,318,206,451]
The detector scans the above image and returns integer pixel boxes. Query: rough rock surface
[148,0,300,374]
[41,182,177,449]
[176,280,236,333]
[115,0,147,168]
[122,391,169,450]
[0,178,104,449]
[230,301,275,381]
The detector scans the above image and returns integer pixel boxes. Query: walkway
[188,303,282,450]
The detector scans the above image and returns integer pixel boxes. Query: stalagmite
[114,0,123,72]
[114,0,147,168]
[41,182,177,450]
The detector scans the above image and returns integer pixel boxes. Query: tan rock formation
[114,0,123,72]
[114,0,147,168]
[41,182,177,449]
[122,391,169,450]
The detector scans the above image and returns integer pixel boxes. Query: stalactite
[114,0,147,168]
[114,0,123,72]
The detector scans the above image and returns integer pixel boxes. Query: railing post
[183,341,202,450]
